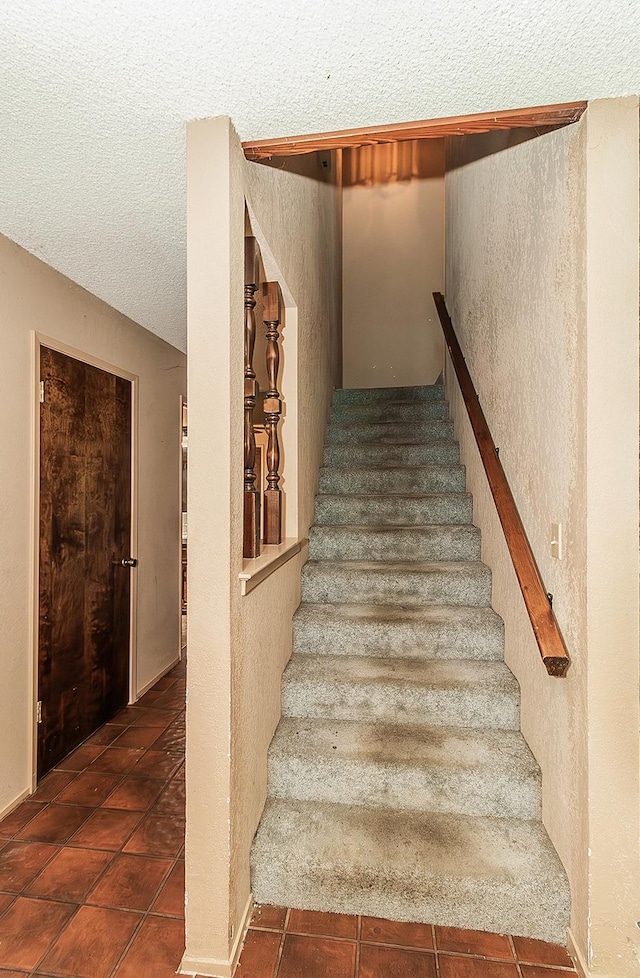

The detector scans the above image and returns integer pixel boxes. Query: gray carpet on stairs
[250,384,570,944]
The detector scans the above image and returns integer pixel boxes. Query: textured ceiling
[1,0,638,352]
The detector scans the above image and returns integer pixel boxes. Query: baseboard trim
[567,927,589,978]
[179,892,253,977]
[133,654,181,702]
[0,787,31,819]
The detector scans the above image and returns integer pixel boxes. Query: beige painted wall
[342,140,445,388]
[444,98,639,978]
[582,98,639,978]
[184,117,341,976]
[0,234,186,815]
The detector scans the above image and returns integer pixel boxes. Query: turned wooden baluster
[262,281,283,545]
[243,237,261,558]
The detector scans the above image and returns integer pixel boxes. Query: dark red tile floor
[0,657,186,978]
[237,908,579,978]
[0,641,578,978]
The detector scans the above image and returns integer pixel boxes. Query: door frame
[30,333,140,790]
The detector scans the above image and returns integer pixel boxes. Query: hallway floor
[240,907,579,978]
[0,639,578,978]
[0,656,186,978]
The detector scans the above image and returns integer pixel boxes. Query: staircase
[251,383,570,943]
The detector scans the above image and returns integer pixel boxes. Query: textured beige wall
[444,98,639,977]
[342,140,445,389]
[582,98,639,978]
[0,234,186,815]
[244,152,342,536]
[184,117,239,976]
[446,114,589,956]
[184,117,341,975]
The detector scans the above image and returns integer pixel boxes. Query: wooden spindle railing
[433,292,570,677]
[262,281,284,545]
[243,237,261,558]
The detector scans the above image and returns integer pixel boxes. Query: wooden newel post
[262,281,283,545]
[243,237,261,558]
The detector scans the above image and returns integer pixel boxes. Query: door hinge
[39,381,45,403]
[36,701,42,724]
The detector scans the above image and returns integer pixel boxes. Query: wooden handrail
[433,293,570,677]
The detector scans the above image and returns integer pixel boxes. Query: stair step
[324,441,460,467]
[309,524,480,562]
[251,798,570,943]
[326,420,454,444]
[292,603,504,660]
[333,384,444,404]
[315,493,472,526]
[282,655,520,729]
[331,401,449,423]
[318,464,466,495]
[269,718,541,819]
[254,383,570,944]
[301,560,492,607]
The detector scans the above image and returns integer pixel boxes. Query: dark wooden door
[38,347,132,778]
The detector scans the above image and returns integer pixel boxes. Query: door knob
[121,558,138,568]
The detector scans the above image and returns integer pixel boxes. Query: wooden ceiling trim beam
[243,101,587,160]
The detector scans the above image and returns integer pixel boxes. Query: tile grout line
[432,923,440,978]
[29,897,84,976]
[272,908,291,978]
[354,914,361,977]
[438,948,520,962]
[509,934,526,978]
[107,906,149,978]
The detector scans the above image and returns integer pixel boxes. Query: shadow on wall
[343,139,445,187]
[445,126,559,170]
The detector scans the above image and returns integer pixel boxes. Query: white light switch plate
[550,522,563,560]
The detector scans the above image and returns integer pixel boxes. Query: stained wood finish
[243,102,587,160]
[432,294,570,677]
[244,236,261,558]
[38,347,132,777]
[262,281,283,545]
[181,411,187,612]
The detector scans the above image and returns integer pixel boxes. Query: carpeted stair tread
[333,384,444,403]
[324,441,461,466]
[292,602,503,659]
[251,797,570,943]
[269,717,541,819]
[301,559,492,607]
[281,654,520,729]
[330,401,450,422]
[318,464,466,494]
[326,419,454,444]
[315,492,472,525]
[309,523,481,561]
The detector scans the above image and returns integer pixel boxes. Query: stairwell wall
[444,98,639,978]
[185,117,341,976]
[342,140,445,388]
